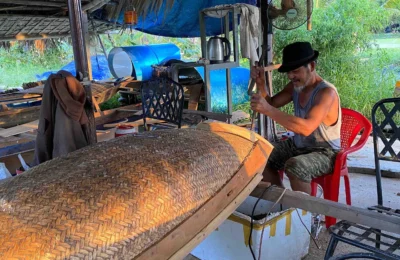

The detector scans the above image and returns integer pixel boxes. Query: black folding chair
[140,77,185,130]
[324,98,400,260]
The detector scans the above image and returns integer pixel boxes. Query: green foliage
[383,0,400,9]
[99,93,121,111]
[272,0,396,119]
[0,40,72,88]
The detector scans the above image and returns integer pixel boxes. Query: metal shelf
[170,61,239,71]
[169,60,240,122]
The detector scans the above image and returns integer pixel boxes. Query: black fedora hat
[278,42,319,73]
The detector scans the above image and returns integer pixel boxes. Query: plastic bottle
[394,80,400,98]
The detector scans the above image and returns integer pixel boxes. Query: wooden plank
[186,83,203,111]
[0,106,40,128]
[137,141,270,260]
[92,96,104,117]
[0,104,141,138]
[19,86,44,95]
[250,183,400,234]
[0,97,42,106]
[182,110,231,122]
[1,150,34,174]
[0,138,35,157]
[171,173,263,260]
[103,118,165,128]
[0,93,41,102]
[196,121,272,148]
[96,129,115,143]
[0,120,39,138]
[94,104,142,126]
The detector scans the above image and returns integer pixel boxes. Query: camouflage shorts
[268,138,338,183]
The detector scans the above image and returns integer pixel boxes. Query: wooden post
[82,12,93,81]
[67,0,97,144]
[251,183,400,234]
[260,0,277,141]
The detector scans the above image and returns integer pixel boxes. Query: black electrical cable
[248,185,273,260]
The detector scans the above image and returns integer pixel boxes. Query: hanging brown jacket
[32,70,90,166]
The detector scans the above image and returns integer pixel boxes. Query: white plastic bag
[0,163,12,180]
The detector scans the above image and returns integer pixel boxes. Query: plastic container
[115,125,137,137]
[191,196,311,260]
[107,43,181,80]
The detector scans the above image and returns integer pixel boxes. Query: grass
[374,33,400,40]
[0,65,58,89]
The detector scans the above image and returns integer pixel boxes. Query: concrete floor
[347,136,400,178]
[304,171,400,260]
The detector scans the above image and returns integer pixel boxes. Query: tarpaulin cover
[36,55,112,81]
[92,0,257,38]
[195,67,251,112]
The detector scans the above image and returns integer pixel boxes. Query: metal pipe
[68,0,89,80]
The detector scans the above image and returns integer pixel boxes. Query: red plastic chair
[279,108,372,228]
[312,108,372,228]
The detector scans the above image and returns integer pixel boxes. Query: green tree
[272,0,395,118]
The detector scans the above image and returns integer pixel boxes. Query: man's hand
[250,63,267,98]
[251,93,272,114]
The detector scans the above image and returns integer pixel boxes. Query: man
[250,41,341,194]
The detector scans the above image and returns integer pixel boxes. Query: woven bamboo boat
[0,122,273,259]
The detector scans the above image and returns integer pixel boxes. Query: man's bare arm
[258,87,336,136]
[269,83,294,108]
[251,66,292,108]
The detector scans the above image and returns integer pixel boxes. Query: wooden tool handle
[307,0,312,31]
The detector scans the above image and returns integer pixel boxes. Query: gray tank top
[292,80,341,150]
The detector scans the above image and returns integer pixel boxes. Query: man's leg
[284,149,337,194]
[263,139,296,187]
[286,173,311,194]
[262,165,283,187]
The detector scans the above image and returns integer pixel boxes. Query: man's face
[286,64,313,92]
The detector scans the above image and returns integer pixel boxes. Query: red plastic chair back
[317,108,372,228]
[340,108,372,151]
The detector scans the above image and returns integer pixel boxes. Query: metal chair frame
[141,77,185,130]
[325,98,400,260]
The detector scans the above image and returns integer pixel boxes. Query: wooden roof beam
[82,0,110,12]
[0,0,66,7]
[0,6,64,11]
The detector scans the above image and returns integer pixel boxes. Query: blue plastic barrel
[194,67,251,112]
[108,43,181,81]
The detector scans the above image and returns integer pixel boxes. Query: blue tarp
[92,0,257,38]
[195,67,250,112]
[36,55,112,81]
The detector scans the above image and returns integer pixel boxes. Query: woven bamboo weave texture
[0,128,255,259]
